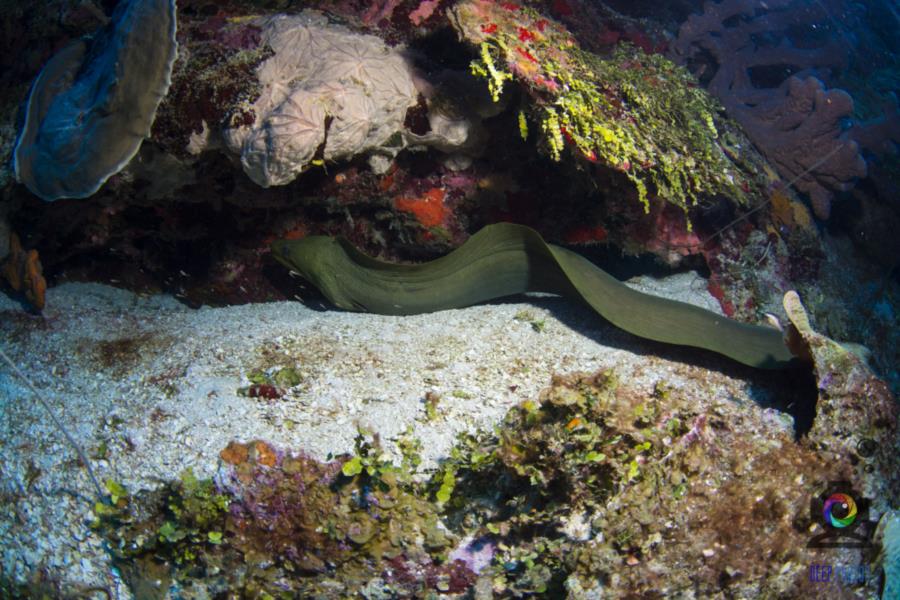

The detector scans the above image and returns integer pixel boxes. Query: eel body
[271,223,799,369]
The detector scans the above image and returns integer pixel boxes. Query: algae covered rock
[783,290,899,505]
[448,0,759,214]
[97,435,468,596]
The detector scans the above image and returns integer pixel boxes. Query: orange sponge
[2,233,47,311]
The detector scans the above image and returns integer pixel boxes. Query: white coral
[224,13,418,187]
[242,89,328,187]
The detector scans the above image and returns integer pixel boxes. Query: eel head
[271,236,349,307]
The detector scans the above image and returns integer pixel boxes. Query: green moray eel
[271,223,799,369]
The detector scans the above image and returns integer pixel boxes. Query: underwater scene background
[0,0,898,597]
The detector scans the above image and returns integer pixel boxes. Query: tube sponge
[13,0,177,201]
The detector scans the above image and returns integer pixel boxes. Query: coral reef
[409,0,442,26]
[449,0,757,215]
[222,12,419,187]
[1,0,790,305]
[688,186,824,323]
[434,370,847,597]
[362,0,405,27]
[402,68,498,170]
[670,0,868,219]
[150,11,272,161]
[13,0,177,201]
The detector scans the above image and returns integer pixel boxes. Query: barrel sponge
[13,0,177,201]
[223,13,419,187]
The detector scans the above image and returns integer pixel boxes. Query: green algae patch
[450,0,755,216]
[237,366,305,399]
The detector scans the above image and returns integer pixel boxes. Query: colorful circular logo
[823,493,857,528]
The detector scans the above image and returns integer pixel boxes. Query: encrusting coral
[222,12,419,187]
[13,0,177,201]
